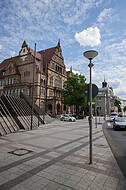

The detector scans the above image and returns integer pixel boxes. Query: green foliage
[62,73,88,114]
[114,99,122,112]
[72,115,84,119]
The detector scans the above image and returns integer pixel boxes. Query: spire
[70,66,72,73]
[57,39,60,48]
[58,38,60,44]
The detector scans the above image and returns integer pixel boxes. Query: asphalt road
[103,120,126,179]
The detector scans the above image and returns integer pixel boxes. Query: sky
[0,0,126,99]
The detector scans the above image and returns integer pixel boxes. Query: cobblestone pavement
[0,118,126,190]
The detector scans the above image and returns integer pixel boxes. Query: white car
[110,112,118,122]
[113,117,126,130]
[60,114,76,122]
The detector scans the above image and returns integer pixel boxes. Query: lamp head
[83,50,98,60]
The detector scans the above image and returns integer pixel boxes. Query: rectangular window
[2,80,4,86]
[8,90,10,95]
[18,88,20,96]
[5,90,7,94]
[21,88,24,93]
[6,79,8,85]
[15,89,17,95]
[0,80,1,86]
[24,71,30,77]
[12,78,14,84]
[3,71,5,76]
[9,78,11,85]
[27,89,29,96]
[11,89,13,95]
[49,90,53,97]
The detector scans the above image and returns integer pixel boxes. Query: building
[96,79,115,117]
[0,40,73,115]
[115,97,126,116]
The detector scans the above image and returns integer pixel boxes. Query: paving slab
[0,117,126,190]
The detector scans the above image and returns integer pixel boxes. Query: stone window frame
[50,77,53,86]
[55,76,61,88]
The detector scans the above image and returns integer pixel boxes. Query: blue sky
[0,0,126,99]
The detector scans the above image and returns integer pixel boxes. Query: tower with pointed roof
[96,79,115,117]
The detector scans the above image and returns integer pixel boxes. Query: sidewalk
[0,118,126,190]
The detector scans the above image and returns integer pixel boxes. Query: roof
[0,43,57,76]
[0,56,20,78]
[99,87,108,92]
[0,56,18,71]
[38,47,57,67]
[29,48,42,60]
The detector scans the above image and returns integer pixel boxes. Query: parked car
[110,112,118,122]
[60,114,76,122]
[113,117,126,130]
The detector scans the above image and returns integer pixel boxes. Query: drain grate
[9,148,33,156]
[94,144,108,148]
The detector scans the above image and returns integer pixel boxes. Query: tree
[62,73,88,114]
[114,99,122,112]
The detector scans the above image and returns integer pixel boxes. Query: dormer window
[23,49,25,52]
[3,71,5,76]
[20,58,23,62]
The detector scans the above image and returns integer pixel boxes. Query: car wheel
[69,119,72,122]
[113,126,116,130]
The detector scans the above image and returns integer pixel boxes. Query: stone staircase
[0,94,41,136]
[0,97,19,136]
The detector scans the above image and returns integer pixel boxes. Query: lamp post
[83,50,98,164]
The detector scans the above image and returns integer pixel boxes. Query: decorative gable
[4,61,16,76]
[19,40,29,56]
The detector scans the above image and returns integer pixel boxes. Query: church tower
[102,78,107,88]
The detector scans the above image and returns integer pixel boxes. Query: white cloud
[10,51,16,57]
[97,8,113,22]
[0,44,2,50]
[75,27,101,47]
[72,69,81,75]
[108,79,122,89]
[66,68,80,75]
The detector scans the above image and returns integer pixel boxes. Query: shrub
[72,115,84,119]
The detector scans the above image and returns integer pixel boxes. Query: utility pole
[31,43,36,130]
[38,54,43,126]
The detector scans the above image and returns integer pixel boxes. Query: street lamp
[83,50,98,164]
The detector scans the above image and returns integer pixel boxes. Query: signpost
[84,84,98,98]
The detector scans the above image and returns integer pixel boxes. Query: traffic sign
[84,84,98,98]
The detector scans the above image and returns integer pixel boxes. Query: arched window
[55,76,61,88]
[50,77,53,86]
